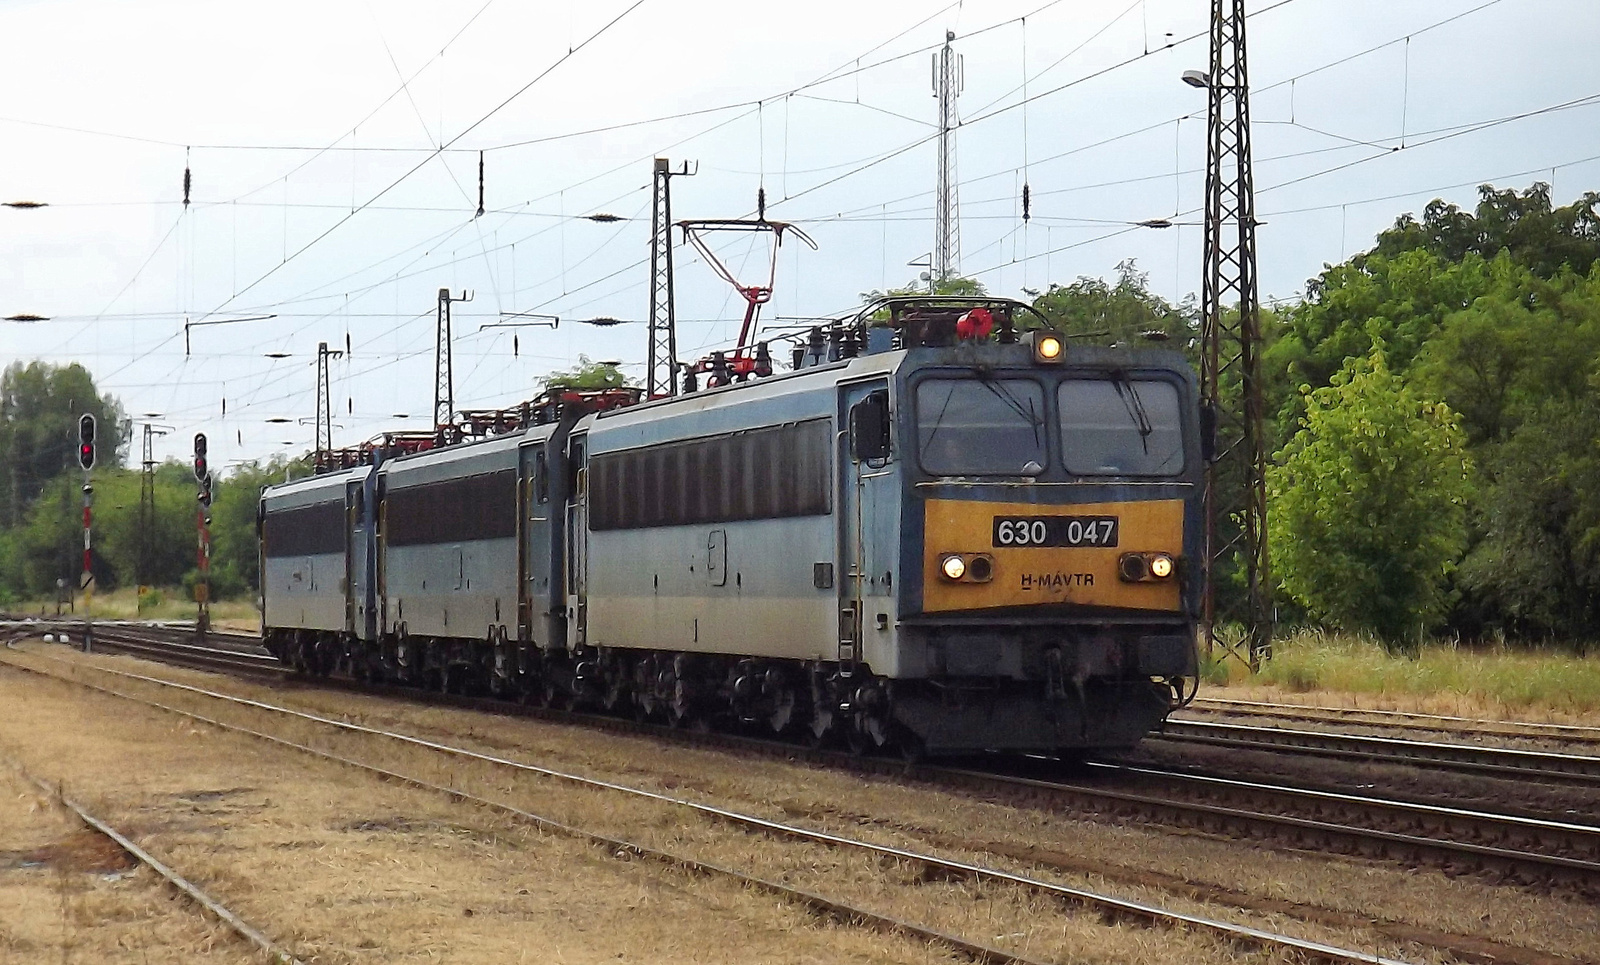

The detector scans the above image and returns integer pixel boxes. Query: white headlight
[1150,554,1174,579]
[940,555,967,581]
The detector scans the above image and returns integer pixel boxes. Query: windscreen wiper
[972,367,1045,447]
[1110,368,1154,454]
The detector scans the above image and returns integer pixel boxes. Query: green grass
[1228,629,1600,717]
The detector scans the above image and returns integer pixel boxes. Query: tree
[0,361,126,526]
[1373,183,1600,279]
[1028,259,1197,351]
[0,463,198,598]
[1268,349,1472,646]
[541,355,632,391]
[859,275,988,304]
[210,458,304,596]
[1456,397,1600,641]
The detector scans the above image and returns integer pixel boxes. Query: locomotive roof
[261,463,368,508]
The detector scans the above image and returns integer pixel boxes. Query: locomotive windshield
[916,377,1047,475]
[1058,377,1184,476]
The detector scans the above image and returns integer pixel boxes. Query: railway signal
[77,413,97,651]
[78,413,96,470]
[193,432,212,633]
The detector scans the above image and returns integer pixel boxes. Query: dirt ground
[5,642,1599,965]
[0,764,249,963]
[0,660,988,965]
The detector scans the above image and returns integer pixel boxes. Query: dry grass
[15,643,1600,965]
[0,762,248,963]
[1208,629,1600,722]
[10,586,260,630]
[0,659,1018,965]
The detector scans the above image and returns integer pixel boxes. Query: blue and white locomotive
[260,296,1203,754]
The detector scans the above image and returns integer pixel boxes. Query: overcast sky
[2,0,1596,467]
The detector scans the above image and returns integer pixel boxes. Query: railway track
[3,758,303,964]
[4,646,1416,965]
[1185,696,1600,746]
[18,624,1600,896]
[1150,717,1600,787]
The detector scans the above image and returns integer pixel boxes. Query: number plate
[992,515,1119,548]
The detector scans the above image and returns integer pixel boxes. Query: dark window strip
[590,419,832,531]
[386,468,517,546]
[263,500,345,557]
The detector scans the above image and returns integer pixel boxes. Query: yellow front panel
[922,497,1184,613]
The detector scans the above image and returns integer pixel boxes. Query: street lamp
[1181,70,1208,89]
[906,253,934,293]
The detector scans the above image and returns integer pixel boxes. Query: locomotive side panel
[261,471,356,633]
[585,386,844,660]
[381,437,521,641]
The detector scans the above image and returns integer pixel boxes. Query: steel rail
[1153,718,1600,786]
[3,650,1411,965]
[32,628,1600,891]
[1085,760,1600,861]
[1186,696,1600,745]
[18,633,1597,962]
[87,630,287,680]
[4,760,303,965]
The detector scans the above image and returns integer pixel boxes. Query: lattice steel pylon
[314,340,343,470]
[136,422,169,599]
[433,288,473,435]
[1197,0,1272,670]
[138,424,156,590]
[647,158,693,398]
[932,30,964,280]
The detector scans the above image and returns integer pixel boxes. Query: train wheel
[541,677,566,710]
[489,630,513,698]
[394,628,417,686]
[767,687,796,734]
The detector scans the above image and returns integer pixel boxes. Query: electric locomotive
[259,295,1202,755]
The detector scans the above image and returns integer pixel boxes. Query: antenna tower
[933,30,964,280]
[647,158,693,398]
[1199,0,1272,669]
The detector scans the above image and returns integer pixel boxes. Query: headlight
[1119,552,1178,583]
[1026,330,1066,364]
[940,554,967,581]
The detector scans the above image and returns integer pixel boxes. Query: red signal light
[77,413,97,470]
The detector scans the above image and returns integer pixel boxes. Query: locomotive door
[518,441,552,645]
[375,477,388,637]
[345,479,365,637]
[839,379,893,673]
[564,433,589,649]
